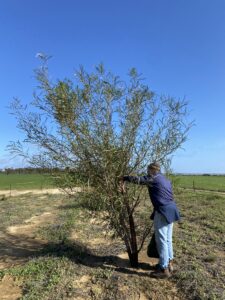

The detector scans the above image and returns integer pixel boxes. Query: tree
[9,57,193,267]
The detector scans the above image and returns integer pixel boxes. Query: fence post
[193,180,195,192]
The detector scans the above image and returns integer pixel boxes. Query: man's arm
[123,175,153,186]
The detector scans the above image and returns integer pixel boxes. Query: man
[122,162,180,279]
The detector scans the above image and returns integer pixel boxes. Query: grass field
[0,188,224,299]
[173,190,225,299]
[170,175,225,192]
[1,173,225,192]
[0,173,54,190]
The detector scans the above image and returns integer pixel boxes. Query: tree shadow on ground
[0,232,153,277]
[39,240,153,277]
[0,232,46,268]
[43,203,156,276]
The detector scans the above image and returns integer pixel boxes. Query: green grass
[0,174,54,190]
[173,191,225,299]
[0,256,76,300]
[2,173,225,193]
[171,175,225,192]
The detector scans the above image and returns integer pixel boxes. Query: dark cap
[148,162,160,171]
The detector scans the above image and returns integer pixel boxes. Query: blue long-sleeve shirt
[123,173,180,224]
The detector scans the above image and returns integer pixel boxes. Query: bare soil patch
[0,187,81,197]
[0,275,22,300]
[0,206,61,299]
[0,211,56,270]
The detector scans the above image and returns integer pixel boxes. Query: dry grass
[0,189,224,299]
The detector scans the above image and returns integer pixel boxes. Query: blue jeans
[154,211,174,269]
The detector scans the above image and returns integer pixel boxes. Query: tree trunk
[119,210,139,268]
[125,198,139,268]
[128,251,139,268]
[125,199,138,268]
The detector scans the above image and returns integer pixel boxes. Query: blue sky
[0,0,225,173]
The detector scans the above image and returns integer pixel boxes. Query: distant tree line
[0,167,61,175]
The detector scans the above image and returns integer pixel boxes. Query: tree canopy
[9,58,193,266]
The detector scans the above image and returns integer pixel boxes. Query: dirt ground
[0,190,184,300]
[0,188,82,197]
[0,191,63,299]
[0,208,59,300]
